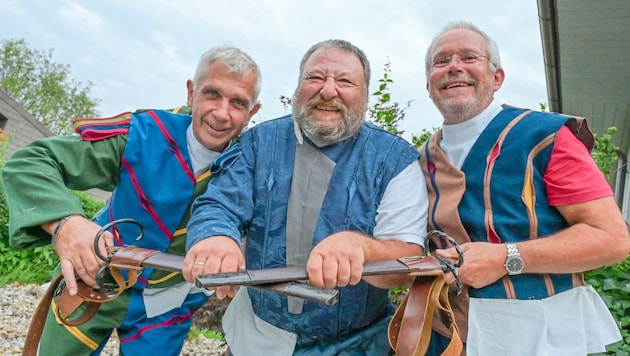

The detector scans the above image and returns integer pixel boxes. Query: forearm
[2,135,125,248]
[361,237,424,289]
[520,220,630,274]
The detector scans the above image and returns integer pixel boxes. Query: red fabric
[544,126,612,206]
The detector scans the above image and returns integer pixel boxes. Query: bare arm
[306,231,424,289]
[436,196,630,289]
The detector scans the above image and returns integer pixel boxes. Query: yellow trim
[148,271,180,285]
[51,298,99,350]
[196,170,212,182]
[173,228,186,237]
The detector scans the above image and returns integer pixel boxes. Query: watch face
[506,257,524,273]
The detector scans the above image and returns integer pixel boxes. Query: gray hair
[297,39,371,95]
[193,46,262,108]
[424,21,502,79]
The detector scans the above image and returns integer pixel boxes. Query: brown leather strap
[388,260,463,356]
[109,245,160,269]
[22,246,161,355]
[22,274,63,356]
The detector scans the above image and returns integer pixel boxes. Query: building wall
[0,89,110,201]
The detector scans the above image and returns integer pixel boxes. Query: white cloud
[0,0,547,138]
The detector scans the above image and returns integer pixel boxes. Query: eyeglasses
[431,53,490,68]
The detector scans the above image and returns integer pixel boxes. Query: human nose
[319,77,339,101]
[213,99,230,120]
[446,55,466,67]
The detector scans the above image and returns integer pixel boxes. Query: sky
[0,0,548,140]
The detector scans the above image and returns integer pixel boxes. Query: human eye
[335,77,356,88]
[432,57,450,67]
[304,70,326,82]
[231,98,248,109]
[305,74,325,83]
[462,54,479,63]
[204,89,220,99]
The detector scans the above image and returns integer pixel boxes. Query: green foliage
[586,256,630,355]
[592,127,620,180]
[0,173,105,285]
[0,38,100,135]
[187,326,225,342]
[368,60,411,137]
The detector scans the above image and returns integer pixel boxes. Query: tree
[0,39,100,135]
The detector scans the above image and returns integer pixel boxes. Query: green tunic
[2,134,126,248]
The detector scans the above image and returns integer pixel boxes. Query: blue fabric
[294,313,393,355]
[118,289,208,355]
[424,107,582,301]
[188,115,420,347]
[94,110,194,252]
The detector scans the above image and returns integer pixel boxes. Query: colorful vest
[74,108,202,287]
[213,116,420,346]
[419,106,593,339]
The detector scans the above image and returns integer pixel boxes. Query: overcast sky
[1,0,548,140]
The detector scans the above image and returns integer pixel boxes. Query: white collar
[186,124,221,177]
[441,101,503,146]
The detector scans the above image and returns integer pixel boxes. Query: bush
[586,256,630,355]
[0,187,105,285]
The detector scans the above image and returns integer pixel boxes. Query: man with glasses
[420,21,630,355]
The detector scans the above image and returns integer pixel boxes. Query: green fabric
[39,285,131,356]
[146,173,212,288]
[1,134,127,248]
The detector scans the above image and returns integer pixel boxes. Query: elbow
[612,225,630,263]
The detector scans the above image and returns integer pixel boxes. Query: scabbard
[195,255,444,288]
[121,248,339,305]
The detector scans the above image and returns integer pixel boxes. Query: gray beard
[292,103,365,146]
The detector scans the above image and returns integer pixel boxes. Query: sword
[196,256,445,287]
[139,251,339,305]
[93,219,339,305]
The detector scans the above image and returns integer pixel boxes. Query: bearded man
[183,39,428,355]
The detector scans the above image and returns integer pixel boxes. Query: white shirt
[143,124,219,318]
[438,102,621,354]
[186,124,221,177]
[440,100,502,169]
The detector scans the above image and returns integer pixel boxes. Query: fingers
[183,236,244,299]
[307,253,364,289]
[60,258,78,295]
[55,218,110,291]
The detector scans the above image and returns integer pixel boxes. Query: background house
[1,88,53,158]
[538,0,630,220]
[0,88,110,201]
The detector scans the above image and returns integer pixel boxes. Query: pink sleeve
[544,125,612,206]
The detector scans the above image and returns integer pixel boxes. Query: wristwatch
[504,243,524,275]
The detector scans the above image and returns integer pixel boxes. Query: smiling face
[292,47,368,144]
[187,61,260,152]
[426,28,505,124]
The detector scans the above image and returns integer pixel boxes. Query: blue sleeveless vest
[231,116,420,346]
[77,109,196,286]
[422,107,589,300]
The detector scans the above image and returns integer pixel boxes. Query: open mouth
[444,82,471,89]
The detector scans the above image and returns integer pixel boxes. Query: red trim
[121,158,172,240]
[119,310,195,343]
[146,110,195,184]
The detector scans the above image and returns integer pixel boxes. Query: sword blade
[195,258,419,288]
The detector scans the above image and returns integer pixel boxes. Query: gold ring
[194,261,206,266]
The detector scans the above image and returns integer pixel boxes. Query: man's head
[292,39,370,145]
[187,46,262,152]
[425,21,505,124]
